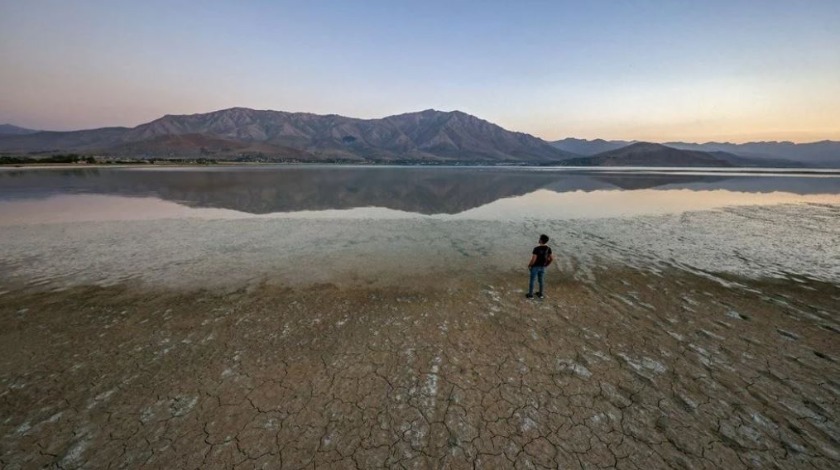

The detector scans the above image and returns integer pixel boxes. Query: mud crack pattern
[1,266,838,469]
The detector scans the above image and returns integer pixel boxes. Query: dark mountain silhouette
[0,124,39,136]
[552,138,837,167]
[0,108,576,163]
[560,142,738,167]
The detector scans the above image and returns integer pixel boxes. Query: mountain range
[1,108,837,166]
[551,137,840,167]
[0,108,573,163]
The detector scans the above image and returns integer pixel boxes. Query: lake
[1,165,838,288]
[1,165,839,468]
[2,165,839,221]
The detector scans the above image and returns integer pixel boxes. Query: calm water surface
[1,166,839,224]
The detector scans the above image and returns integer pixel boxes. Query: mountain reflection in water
[1,166,839,215]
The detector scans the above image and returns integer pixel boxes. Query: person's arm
[546,253,554,266]
[528,254,537,268]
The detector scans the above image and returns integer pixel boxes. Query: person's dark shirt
[532,245,552,267]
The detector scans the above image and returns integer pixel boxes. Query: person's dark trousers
[528,266,545,296]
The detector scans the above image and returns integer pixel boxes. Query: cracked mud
[1,267,838,468]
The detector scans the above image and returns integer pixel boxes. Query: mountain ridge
[1,109,835,166]
[560,142,741,167]
[0,124,39,136]
[0,108,575,163]
[552,137,839,167]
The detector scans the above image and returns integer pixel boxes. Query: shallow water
[0,166,839,289]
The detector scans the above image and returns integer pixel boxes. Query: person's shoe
[537,292,545,299]
[525,293,534,299]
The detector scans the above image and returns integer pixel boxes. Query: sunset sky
[1,0,838,143]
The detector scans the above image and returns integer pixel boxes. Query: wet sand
[1,203,839,468]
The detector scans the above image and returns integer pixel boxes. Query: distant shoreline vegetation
[0,154,571,167]
[1,154,98,165]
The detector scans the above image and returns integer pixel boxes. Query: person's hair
[539,234,549,244]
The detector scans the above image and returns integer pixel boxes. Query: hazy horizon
[1,1,839,143]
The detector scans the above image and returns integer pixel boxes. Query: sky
[1,0,839,143]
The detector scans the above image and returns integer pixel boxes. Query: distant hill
[550,138,635,156]
[0,108,577,163]
[560,142,739,167]
[0,127,129,154]
[665,141,840,167]
[553,138,837,167]
[0,124,38,136]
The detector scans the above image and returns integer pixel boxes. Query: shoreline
[2,162,840,174]
[1,205,838,291]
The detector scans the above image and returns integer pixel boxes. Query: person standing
[527,234,553,299]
